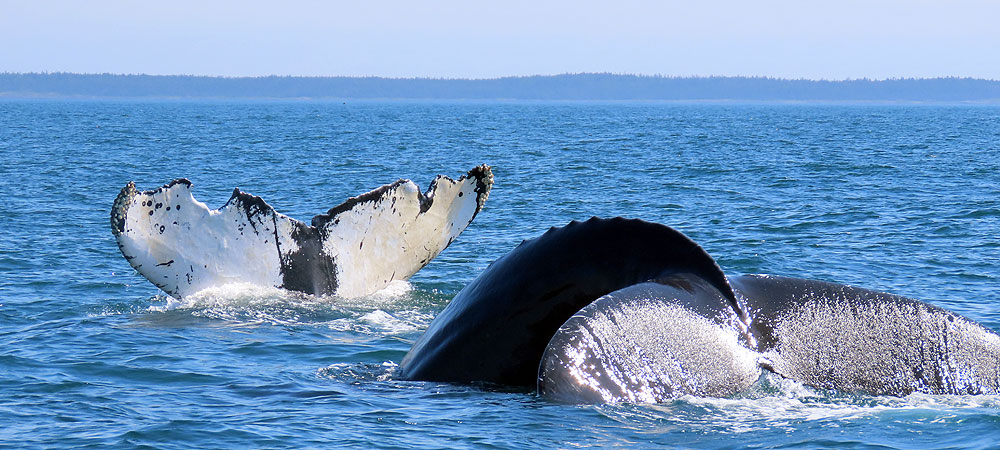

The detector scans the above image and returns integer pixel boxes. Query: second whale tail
[111,165,493,299]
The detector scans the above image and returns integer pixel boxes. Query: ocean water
[2,99,999,449]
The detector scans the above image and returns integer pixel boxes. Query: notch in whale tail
[397,217,745,387]
[110,165,493,299]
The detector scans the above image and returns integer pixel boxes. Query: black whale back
[397,217,740,387]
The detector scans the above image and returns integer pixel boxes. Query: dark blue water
[2,99,999,449]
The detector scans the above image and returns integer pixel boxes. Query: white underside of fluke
[321,175,484,297]
[111,165,492,299]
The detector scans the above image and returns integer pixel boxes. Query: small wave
[603,372,1000,434]
[151,280,415,311]
[326,309,435,335]
[318,361,398,383]
[359,310,422,333]
[956,208,1000,219]
[147,283,297,312]
[123,281,437,333]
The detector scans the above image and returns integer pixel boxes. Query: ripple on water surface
[2,101,999,449]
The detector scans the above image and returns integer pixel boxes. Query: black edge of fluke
[397,217,738,387]
[110,181,135,235]
[110,178,193,235]
[465,164,493,220]
[309,164,494,229]
[311,180,407,228]
[223,187,278,230]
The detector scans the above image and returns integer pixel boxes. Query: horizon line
[5,71,1000,83]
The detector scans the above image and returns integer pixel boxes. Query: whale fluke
[111,165,493,299]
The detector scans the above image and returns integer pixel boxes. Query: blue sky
[2,0,998,79]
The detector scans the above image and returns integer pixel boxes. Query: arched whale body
[111,165,492,299]
[398,217,745,387]
[399,217,1000,402]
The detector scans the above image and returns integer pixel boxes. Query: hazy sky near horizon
[3,0,998,80]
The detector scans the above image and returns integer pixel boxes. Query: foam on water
[130,280,434,333]
[602,372,1000,435]
[318,361,399,383]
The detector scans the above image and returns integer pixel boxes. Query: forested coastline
[3,72,999,101]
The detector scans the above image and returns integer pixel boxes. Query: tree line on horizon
[2,72,999,101]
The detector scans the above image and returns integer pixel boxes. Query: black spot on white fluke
[110,165,493,299]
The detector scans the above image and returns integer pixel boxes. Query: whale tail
[111,165,493,299]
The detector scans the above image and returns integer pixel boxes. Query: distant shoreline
[4,95,999,106]
[3,73,1000,102]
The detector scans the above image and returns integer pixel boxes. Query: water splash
[600,372,1000,435]
[318,361,399,383]
[115,281,439,333]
